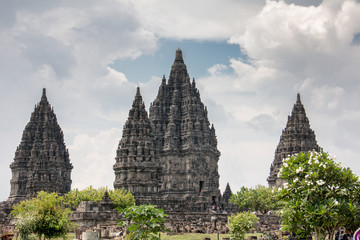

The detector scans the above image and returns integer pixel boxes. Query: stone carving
[8,88,73,202]
[114,49,221,212]
[267,93,321,188]
[222,183,232,205]
[113,87,161,199]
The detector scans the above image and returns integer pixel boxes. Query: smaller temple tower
[222,183,233,205]
[113,87,162,201]
[267,93,321,188]
[8,88,72,202]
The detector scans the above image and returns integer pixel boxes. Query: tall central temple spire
[115,49,221,211]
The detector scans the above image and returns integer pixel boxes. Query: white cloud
[69,128,122,190]
[198,0,360,191]
[132,0,265,40]
[310,85,345,110]
[0,0,159,200]
[208,64,228,75]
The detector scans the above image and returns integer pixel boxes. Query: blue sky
[1,0,360,202]
[111,39,241,83]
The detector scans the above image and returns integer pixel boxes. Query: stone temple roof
[9,88,72,201]
[267,93,321,188]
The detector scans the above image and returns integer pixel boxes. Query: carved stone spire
[113,87,161,199]
[267,93,321,188]
[100,190,114,211]
[222,183,233,204]
[175,48,184,63]
[8,88,72,202]
[148,49,221,209]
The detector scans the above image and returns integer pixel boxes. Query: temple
[114,49,221,212]
[113,87,161,198]
[8,88,73,202]
[267,93,321,188]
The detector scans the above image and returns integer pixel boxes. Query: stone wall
[70,201,231,237]
[256,214,281,233]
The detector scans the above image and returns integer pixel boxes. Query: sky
[1,0,360,201]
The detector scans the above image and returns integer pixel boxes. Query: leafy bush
[63,186,135,210]
[11,191,75,240]
[230,185,279,214]
[228,211,258,240]
[119,204,168,240]
[277,151,360,240]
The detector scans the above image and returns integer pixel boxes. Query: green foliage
[119,204,168,240]
[11,191,75,240]
[277,151,360,240]
[228,211,259,240]
[63,186,135,210]
[230,185,279,214]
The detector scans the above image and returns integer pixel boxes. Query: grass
[14,233,76,240]
[17,232,262,240]
[159,233,230,240]
[158,233,262,240]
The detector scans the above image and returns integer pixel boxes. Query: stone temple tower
[113,87,162,199]
[267,93,321,188]
[150,48,221,210]
[8,88,72,202]
[114,49,221,211]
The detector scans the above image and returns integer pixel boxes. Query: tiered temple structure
[8,88,72,202]
[113,87,162,198]
[267,93,321,188]
[114,49,221,212]
[221,183,232,205]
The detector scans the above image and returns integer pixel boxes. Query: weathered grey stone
[8,88,73,202]
[267,94,321,188]
[113,87,161,200]
[113,49,221,212]
[82,231,100,240]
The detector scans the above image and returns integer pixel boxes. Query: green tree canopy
[11,191,75,240]
[118,204,168,240]
[277,151,360,240]
[63,186,135,210]
[230,185,279,214]
[228,211,259,240]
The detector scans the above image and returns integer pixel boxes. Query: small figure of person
[342,230,351,240]
[1,231,14,240]
[335,230,339,240]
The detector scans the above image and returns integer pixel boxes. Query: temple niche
[8,88,73,202]
[114,49,221,212]
[267,93,321,188]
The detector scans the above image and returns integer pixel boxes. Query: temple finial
[175,48,184,63]
[297,93,301,103]
[41,88,48,103]
[136,86,141,96]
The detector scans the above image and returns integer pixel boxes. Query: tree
[118,204,168,240]
[277,151,360,240]
[63,186,135,210]
[11,191,75,240]
[228,211,259,240]
[230,185,279,214]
